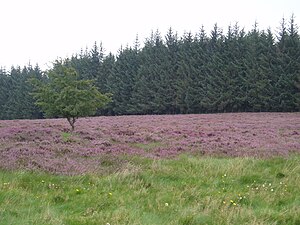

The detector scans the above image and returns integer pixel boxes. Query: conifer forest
[0,16,299,119]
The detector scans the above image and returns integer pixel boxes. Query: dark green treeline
[0,65,44,119]
[1,17,299,119]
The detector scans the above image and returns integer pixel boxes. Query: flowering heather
[0,113,299,174]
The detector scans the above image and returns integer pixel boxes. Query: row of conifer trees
[0,16,299,119]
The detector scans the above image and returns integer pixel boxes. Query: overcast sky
[0,0,299,70]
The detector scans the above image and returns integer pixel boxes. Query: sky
[0,0,299,70]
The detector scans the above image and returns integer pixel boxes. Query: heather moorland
[0,113,299,175]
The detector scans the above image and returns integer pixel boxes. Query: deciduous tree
[31,63,111,131]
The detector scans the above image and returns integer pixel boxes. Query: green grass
[0,155,300,225]
[61,132,73,143]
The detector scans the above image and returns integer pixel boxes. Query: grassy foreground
[0,155,299,225]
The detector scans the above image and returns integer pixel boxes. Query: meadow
[0,113,299,224]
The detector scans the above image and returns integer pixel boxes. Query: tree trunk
[67,117,76,131]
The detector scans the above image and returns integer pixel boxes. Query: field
[0,113,300,224]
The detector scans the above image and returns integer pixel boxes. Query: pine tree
[0,68,9,119]
[275,15,300,111]
[109,46,140,114]
[243,22,270,111]
[99,52,116,115]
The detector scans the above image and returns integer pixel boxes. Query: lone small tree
[31,63,112,131]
